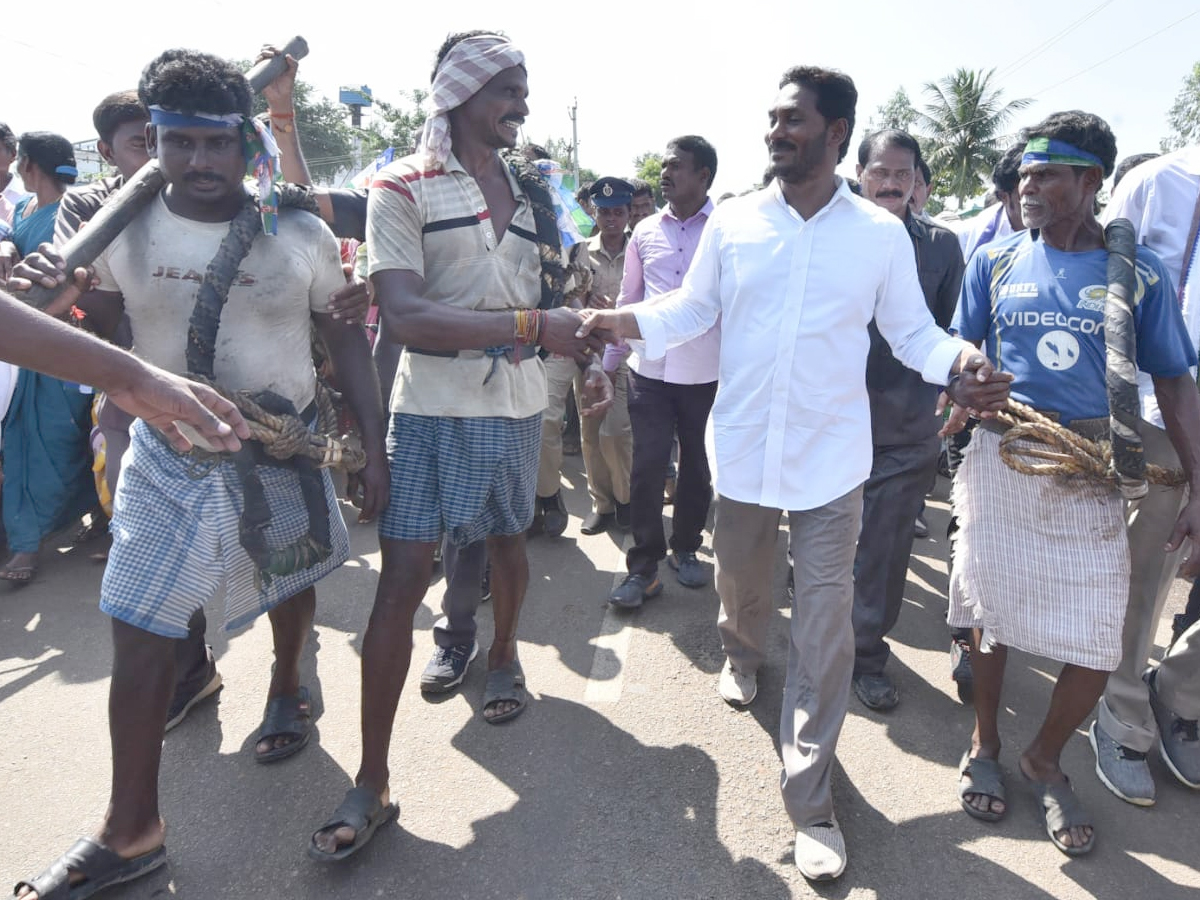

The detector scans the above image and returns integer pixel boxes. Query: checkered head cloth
[418,35,526,169]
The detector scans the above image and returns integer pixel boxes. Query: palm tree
[918,68,1031,209]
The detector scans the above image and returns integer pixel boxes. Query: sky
[4,0,1198,199]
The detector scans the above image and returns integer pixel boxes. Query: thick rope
[193,377,366,472]
[997,399,1185,487]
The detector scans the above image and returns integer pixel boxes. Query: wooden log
[19,36,310,311]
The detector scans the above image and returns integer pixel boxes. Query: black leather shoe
[540,491,568,537]
[580,510,615,535]
[608,573,663,609]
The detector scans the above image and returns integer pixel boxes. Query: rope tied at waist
[992,400,1185,488]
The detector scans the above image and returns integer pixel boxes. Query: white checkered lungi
[948,426,1129,671]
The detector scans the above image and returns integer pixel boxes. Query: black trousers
[851,437,939,675]
[625,372,717,578]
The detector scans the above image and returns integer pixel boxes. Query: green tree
[1162,61,1200,151]
[633,151,664,204]
[366,88,430,157]
[870,88,918,132]
[245,66,356,184]
[917,68,1031,209]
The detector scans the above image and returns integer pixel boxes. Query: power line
[1029,7,1200,98]
[996,0,1117,80]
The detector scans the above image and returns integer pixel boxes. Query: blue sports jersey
[951,231,1195,424]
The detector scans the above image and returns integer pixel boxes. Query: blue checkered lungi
[100,419,350,638]
[379,413,541,547]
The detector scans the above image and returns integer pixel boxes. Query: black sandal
[13,838,166,899]
[254,685,312,763]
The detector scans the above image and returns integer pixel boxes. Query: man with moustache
[309,31,610,862]
[605,136,720,606]
[578,66,1008,880]
[849,129,964,711]
[948,112,1200,855]
[13,47,388,900]
[628,177,656,232]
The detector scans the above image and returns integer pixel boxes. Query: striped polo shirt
[367,151,546,419]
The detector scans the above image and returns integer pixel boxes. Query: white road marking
[584,533,635,703]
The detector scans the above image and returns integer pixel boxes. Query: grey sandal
[1028,774,1095,856]
[483,660,528,724]
[959,752,1006,822]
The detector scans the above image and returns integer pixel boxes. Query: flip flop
[13,837,166,899]
[482,660,528,725]
[959,751,1006,822]
[0,564,37,585]
[308,786,399,862]
[1025,772,1095,856]
[254,686,312,764]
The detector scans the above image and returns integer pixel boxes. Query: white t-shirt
[94,191,346,412]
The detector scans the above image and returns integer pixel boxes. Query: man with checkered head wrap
[308,31,612,863]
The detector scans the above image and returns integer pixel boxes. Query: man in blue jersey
[946,111,1200,856]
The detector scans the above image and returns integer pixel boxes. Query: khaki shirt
[586,232,627,306]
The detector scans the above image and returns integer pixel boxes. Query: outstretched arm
[0,287,249,452]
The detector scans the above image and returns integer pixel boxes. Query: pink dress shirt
[603,199,720,384]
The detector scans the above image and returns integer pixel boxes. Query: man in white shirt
[578,65,1009,881]
[1090,145,1200,806]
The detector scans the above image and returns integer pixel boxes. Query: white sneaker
[718,659,757,705]
[794,821,847,881]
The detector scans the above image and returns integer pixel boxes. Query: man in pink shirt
[606,135,721,608]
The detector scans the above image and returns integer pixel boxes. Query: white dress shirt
[633,178,967,511]
[1103,145,1200,426]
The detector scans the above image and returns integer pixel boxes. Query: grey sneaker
[1147,669,1200,789]
[1089,720,1155,806]
[420,641,479,694]
[608,574,662,610]
[668,551,707,588]
[852,672,898,711]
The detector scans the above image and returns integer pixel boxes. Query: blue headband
[148,106,242,129]
[1021,137,1103,169]
[54,165,78,177]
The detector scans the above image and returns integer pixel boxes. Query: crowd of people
[1,27,1198,897]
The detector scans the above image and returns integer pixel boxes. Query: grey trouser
[1098,422,1200,749]
[432,537,489,649]
[714,486,863,828]
[579,363,632,513]
[851,437,939,676]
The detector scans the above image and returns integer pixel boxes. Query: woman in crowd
[2,132,97,583]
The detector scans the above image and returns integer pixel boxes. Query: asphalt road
[2,465,1197,899]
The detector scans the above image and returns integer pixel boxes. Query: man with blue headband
[13,48,389,900]
[947,110,1200,856]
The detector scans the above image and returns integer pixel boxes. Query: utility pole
[568,97,580,186]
